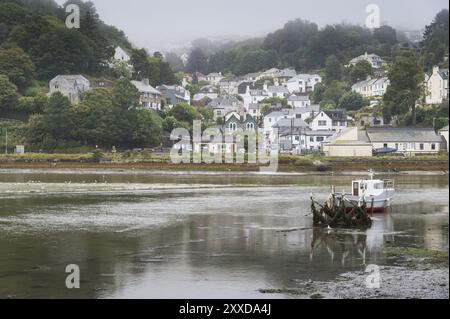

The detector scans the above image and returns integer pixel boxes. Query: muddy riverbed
[0,170,448,299]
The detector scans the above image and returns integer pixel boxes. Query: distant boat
[330,170,395,213]
[373,147,397,155]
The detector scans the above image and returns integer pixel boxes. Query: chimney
[143,78,149,85]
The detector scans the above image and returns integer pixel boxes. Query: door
[353,182,359,196]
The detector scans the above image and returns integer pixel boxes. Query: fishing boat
[330,170,395,213]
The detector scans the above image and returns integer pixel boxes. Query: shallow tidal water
[0,169,448,299]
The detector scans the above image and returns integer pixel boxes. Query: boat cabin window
[373,182,384,189]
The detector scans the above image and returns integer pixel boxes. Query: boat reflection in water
[310,213,396,266]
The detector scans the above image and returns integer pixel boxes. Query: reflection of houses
[367,127,445,155]
[48,75,91,104]
[131,79,162,110]
[157,85,190,106]
[438,125,449,152]
[425,66,449,105]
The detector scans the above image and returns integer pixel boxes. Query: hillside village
[44,45,449,157]
[0,0,449,159]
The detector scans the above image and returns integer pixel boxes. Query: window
[420,143,424,150]
[316,137,324,142]
[310,137,314,142]
[431,144,436,150]
[395,143,399,150]
[383,143,388,148]
[411,142,416,150]
[318,120,327,126]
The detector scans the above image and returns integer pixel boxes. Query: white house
[425,66,449,105]
[113,46,131,63]
[287,95,311,108]
[205,72,224,85]
[348,52,386,69]
[131,79,162,111]
[310,109,347,132]
[285,74,322,94]
[48,75,90,104]
[207,96,243,120]
[323,127,373,157]
[367,127,445,155]
[241,86,269,109]
[352,77,390,98]
[266,85,290,99]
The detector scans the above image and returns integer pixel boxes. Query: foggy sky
[55,0,449,52]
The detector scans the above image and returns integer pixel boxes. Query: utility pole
[4,128,7,155]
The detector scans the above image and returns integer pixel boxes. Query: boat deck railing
[383,179,395,189]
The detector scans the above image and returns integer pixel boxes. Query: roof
[439,125,449,132]
[324,109,347,121]
[51,75,90,85]
[288,95,310,101]
[367,128,443,143]
[274,118,308,128]
[267,85,289,94]
[208,96,241,108]
[131,80,160,94]
[438,69,449,80]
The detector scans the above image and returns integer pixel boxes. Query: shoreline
[0,160,448,173]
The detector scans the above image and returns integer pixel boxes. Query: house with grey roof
[285,74,322,94]
[310,109,347,132]
[287,95,311,108]
[352,77,390,98]
[425,66,449,104]
[266,85,290,98]
[323,127,373,157]
[348,52,386,69]
[48,75,91,104]
[366,127,445,155]
[131,79,162,111]
[157,85,190,106]
[207,96,243,121]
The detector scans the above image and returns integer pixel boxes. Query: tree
[186,48,208,74]
[169,103,201,124]
[132,109,162,147]
[383,58,424,124]
[339,91,366,110]
[421,9,449,70]
[374,25,397,45]
[324,55,343,84]
[111,77,140,110]
[0,46,35,91]
[43,92,76,143]
[323,81,349,105]
[349,60,373,83]
[164,52,184,71]
[311,82,326,104]
[0,74,18,113]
